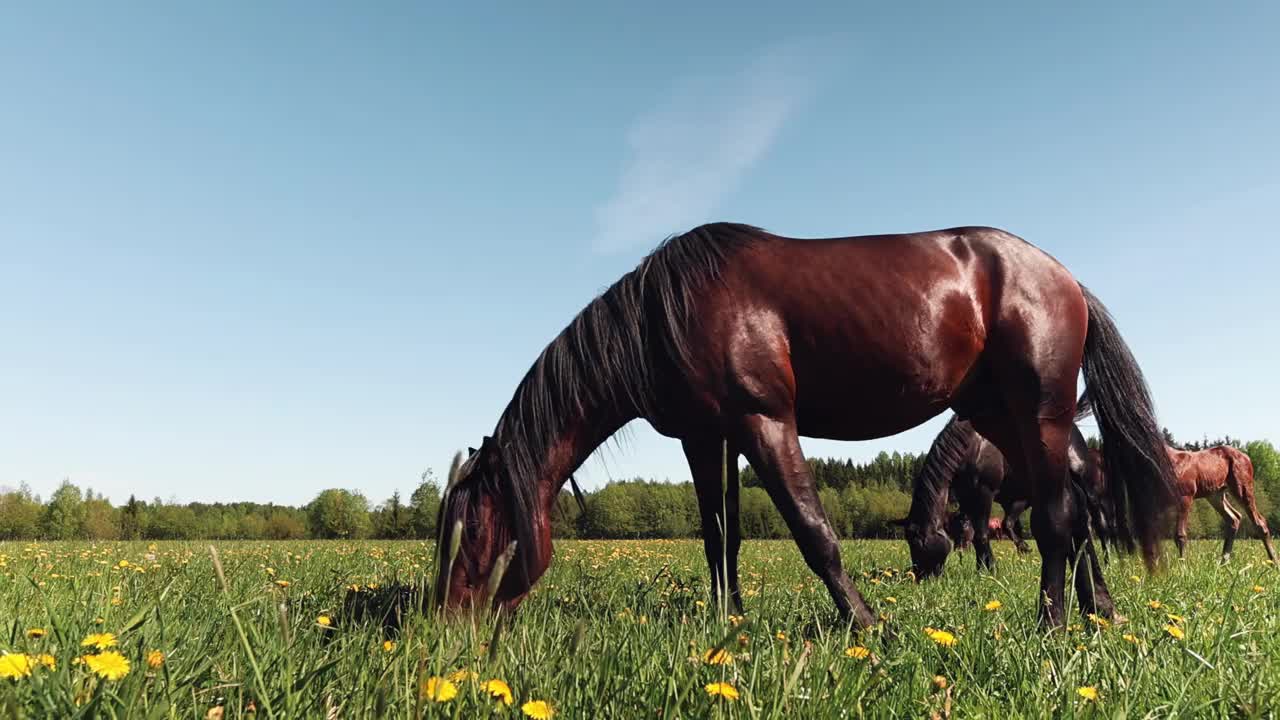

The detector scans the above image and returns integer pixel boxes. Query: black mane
[906,414,977,528]
[450,223,765,583]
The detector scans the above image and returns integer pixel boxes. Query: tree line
[2,434,1276,542]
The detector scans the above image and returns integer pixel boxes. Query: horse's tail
[1078,285,1179,570]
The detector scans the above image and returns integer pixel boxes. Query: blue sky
[1,2,1276,505]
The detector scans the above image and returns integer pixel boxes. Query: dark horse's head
[433,437,546,613]
[901,515,955,579]
[897,417,977,578]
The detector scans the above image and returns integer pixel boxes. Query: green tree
[40,480,85,540]
[306,489,371,539]
[409,471,442,538]
[144,503,197,540]
[1246,440,1280,530]
[119,495,144,540]
[265,512,308,539]
[0,485,42,539]
[375,490,411,539]
[82,496,120,540]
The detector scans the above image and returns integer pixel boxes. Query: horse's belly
[792,371,959,441]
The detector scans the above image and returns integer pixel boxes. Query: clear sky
[2,2,1277,505]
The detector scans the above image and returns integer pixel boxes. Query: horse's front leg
[735,413,876,628]
[683,437,744,614]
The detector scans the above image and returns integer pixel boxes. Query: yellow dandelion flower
[1252,585,1264,594]
[1077,686,1099,702]
[421,677,457,703]
[1164,624,1185,640]
[1088,613,1110,629]
[1129,575,1141,582]
[704,682,740,701]
[926,628,957,647]
[1166,613,1185,624]
[1122,633,1139,645]
[382,640,396,653]
[885,596,897,604]
[845,646,871,660]
[1147,600,1162,610]
[146,650,165,669]
[33,654,56,670]
[117,560,130,569]
[25,628,46,639]
[702,648,733,665]
[0,653,33,679]
[933,675,948,689]
[522,699,555,719]
[316,615,332,628]
[274,580,290,588]
[84,651,130,680]
[482,679,515,706]
[775,631,787,642]
[81,632,117,650]
[984,600,1003,612]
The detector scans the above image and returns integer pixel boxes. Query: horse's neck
[500,403,636,511]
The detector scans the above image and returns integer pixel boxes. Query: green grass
[1,538,1277,718]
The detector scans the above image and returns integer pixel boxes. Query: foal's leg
[736,413,876,628]
[1003,501,1032,554]
[963,490,996,572]
[1175,496,1195,559]
[1207,491,1242,563]
[1069,484,1116,618]
[683,437,744,613]
[1228,488,1279,564]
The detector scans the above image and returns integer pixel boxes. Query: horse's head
[434,437,545,613]
[896,515,953,580]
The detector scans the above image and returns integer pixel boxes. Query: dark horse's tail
[1078,285,1178,569]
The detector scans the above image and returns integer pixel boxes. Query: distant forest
[1,430,1276,542]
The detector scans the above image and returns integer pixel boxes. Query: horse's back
[712,226,1083,439]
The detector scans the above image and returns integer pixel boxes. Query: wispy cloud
[593,40,836,253]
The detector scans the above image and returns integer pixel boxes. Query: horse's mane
[906,414,977,527]
[460,222,765,581]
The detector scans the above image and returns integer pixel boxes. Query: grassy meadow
[1,538,1278,719]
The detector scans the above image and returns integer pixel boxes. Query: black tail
[1078,285,1178,569]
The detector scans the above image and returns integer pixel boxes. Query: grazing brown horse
[903,417,1112,576]
[435,223,1177,628]
[1168,445,1277,563]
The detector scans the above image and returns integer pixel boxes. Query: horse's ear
[468,447,478,456]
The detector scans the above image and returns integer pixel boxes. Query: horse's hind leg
[1207,491,1242,563]
[683,437,744,613]
[1227,478,1279,564]
[735,413,876,628]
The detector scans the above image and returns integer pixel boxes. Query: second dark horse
[903,416,1115,577]
[435,223,1178,628]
